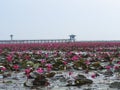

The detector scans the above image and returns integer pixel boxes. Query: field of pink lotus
[0,42,120,90]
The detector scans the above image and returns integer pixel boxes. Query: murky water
[0,70,120,90]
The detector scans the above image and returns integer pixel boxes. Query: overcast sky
[0,0,120,41]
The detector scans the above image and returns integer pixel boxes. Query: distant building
[0,35,76,44]
[10,34,13,40]
[69,34,76,42]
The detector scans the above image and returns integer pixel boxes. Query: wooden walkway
[0,39,71,44]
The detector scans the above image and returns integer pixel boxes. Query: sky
[0,0,120,41]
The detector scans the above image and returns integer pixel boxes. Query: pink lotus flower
[45,54,49,58]
[63,61,67,65]
[13,64,19,70]
[46,64,52,68]
[85,60,90,65]
[6,55,12,62]
[25,68,31,77]
[106,65,111,70]
[46,64,52,72]
[25,68,31,74]
[47,68,51,72]
[68,51,73,56]
[0,49,2,54]
[54,52,58,56]
[0,66,6,71]
[118,61,120,64]
[36,68,44,74]
[72,55,79,61]
[41,59,46,64]
[114,66,119,70]
[91,74,96,79]
[69,71,73,76]
[25,55,30,60]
